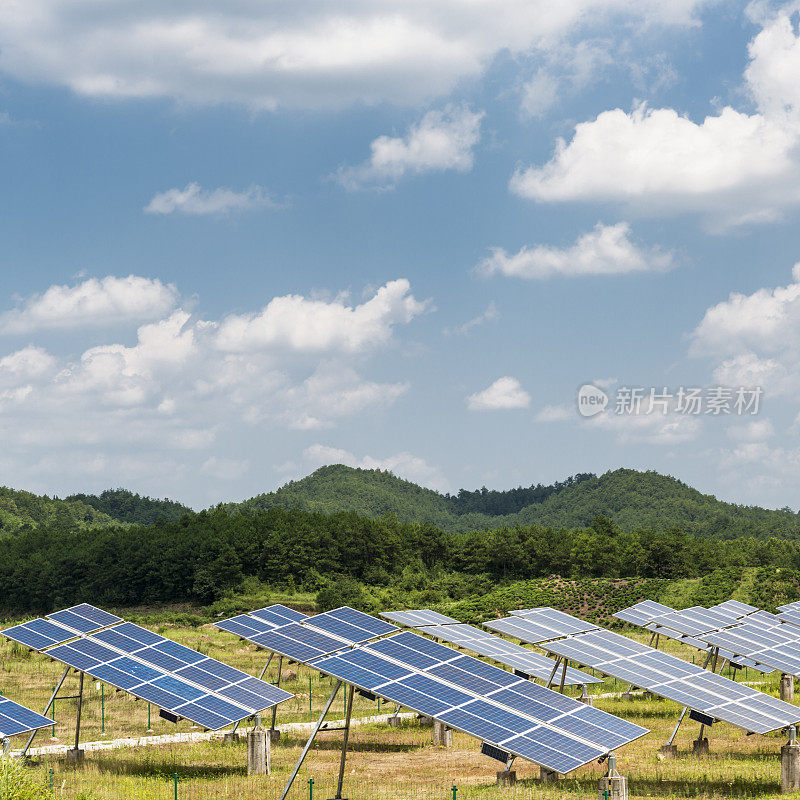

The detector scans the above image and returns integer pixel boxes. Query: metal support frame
[230,653,275,737]
[545,657,562,689]
[558,659,567,694]
[666,648,715,748]
[73,672,85,751]
[279,681,343,800]
[606,752,619,778]
[502,755,517,774]
[1,737,10,756]
[21,666,70,758]
[334,678,355,800]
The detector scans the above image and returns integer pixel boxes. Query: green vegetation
[0,487,119,538]
[66,488,192,526]
[0,757,57,800]
[225,465,800,538]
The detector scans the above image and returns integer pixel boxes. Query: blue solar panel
[47,609,98,633]
[381,609,459,627]
[304,615,375,643]
[47,604,122,633]
[93,628,145,653]
[0,697,55,738]
[325,607,398,637]
[175,664,227,691]
[47,644,101,672]
[2,619,76,650]
[366,637,443,670]
[250,604,307,626]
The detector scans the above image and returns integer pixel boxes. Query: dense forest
[66,489,192,526]
[3,505,800,615]
[224,466,800,538]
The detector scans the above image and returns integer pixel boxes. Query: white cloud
[477,222,675,279]
[0,346,57,381]
[201,456,251,481]
[0,2,711,110]
[443,302,499,336]
[690,263,800,395]
[588,407,702,444]
[144,183,277,216]
[215,279,430,354]
[535,404,572,422]
[0,275,179,334]
[467,376,531,411]
[302,444,449,492]
[727,418,774,442]
[510,7,800,229]
[337,106,483,190]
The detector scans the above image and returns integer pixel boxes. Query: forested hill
[66,489,192,526]
[0,487,119,535]
[227,465,800,538]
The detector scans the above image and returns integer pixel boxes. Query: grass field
[1,619,797,799]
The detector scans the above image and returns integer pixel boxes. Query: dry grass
[2,622,797,799]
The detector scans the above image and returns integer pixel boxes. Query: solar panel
[484,616,575,645]
[216,606,399,662]
[613,601,674,626]
[381,609,460,627]
[709,600,759,619]
[2,618,78,651]
[0,696,55,738]
[779,610,800,629]
[2,612,293,731]
[47,604,122,633]
[697,620,800,677]
[511,608,599,637]
[312,631,647,775]
[646,607,735,638]
[249,604,307,627]
[778,601,800,614]
[413,622,600,686]
[516,621,800,734]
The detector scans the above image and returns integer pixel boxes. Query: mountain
[66,489,192,526]
[0,486,120,536]
[227,465,800,538]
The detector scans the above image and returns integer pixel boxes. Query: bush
[0,758,57,800]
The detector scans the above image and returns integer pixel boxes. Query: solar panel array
[379,609,599,686]
[485,610,599,644]
[2,605,292,731]
[779,600,800,614]
[613,601,674,627]
[218,605,399,663]
[311,630,647,774]
[0,696,54,739]
[491,609,800,735]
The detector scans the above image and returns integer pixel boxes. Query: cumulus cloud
[588,406,702,444]
[215,279,430,354]
[337,106,483,190]
[0,2,711,110]
[144,183,278,216]
[0,275,179,334]
[477,222,675,279]
[467,376,531,411]
[510,7,800,228]
[690,263,800,395]
[302,444,449,492]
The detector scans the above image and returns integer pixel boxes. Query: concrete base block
[65,748,84,765]
[268,728,281,742]
[496,771,516,787]
[781,743,800,793]
[621,692,634,702]
[540,767,559,784]
[433,720,452,747]
[598,776,627,800]
[692,737,709,757]
[223,732,240,745]
[658,745,678,760]
[247,728,270,776]
[417,715,434,727]
[781,674,795,703]
[387,716,402,729]
[578,695,594,707]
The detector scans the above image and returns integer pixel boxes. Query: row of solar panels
[614,598,800,682]
[0,696,53,740]
[2,604,293,731]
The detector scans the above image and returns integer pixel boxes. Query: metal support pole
[711,647,720,674]
[646,631,656,648]
[546,658,562,689]
[271,656,284,734]
[21,666,70,757]
[334,679,355,799]
[258,653,275,682]
[1,737,10,756]
[278,681,343,800]
[74,672,85,751]
[667,706,688,746]
[558,659,567,694]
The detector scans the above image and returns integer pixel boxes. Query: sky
[2,1,800,510]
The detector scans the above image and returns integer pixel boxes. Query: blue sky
[2,0,800,509]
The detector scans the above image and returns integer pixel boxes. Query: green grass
[3,621,798,800]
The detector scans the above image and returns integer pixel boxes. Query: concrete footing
[621,692,634,702]
[658,745,678,760]
[781,743,800,793]
[222,732,240,745]
[387,716,402,729]
[496,771,516,787]
[65,748,84,765]
[417,715,434,727]
[578,695,594,707]
[433,720,452,747]
[692,737,709,757]
[540,767,559,784]
[598,776,628,800]
[781,674,795,703]
[247,727,270,776]
[268,729,281,742]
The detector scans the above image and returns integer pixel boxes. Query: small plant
[0,757,56,800]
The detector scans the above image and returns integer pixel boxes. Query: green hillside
[0,486,120,536]
[228,465,800,538]
[67,488,192,525]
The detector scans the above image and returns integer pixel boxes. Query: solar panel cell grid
[0,697,54,738]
